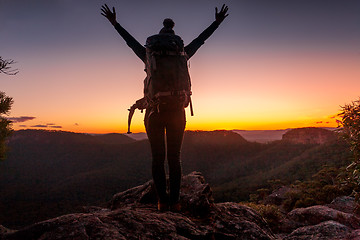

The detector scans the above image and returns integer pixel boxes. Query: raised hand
[101,4,117,26]
[215,4,229,24]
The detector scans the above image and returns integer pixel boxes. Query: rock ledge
[0,172,275,240]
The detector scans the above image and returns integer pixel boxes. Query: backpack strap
[151,50,187,56]
[154,90,191,98]
[151,90,194,116]
[148,51,188,71]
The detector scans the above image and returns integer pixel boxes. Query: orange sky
[6,49,358,134]
[2,1,360,133]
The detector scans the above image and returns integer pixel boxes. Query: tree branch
[0,56,19,75]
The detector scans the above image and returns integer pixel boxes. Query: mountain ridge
[127,127,337,143]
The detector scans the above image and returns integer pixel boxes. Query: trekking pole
[127,97,147,134]
[189,96,194,116]
[127,105,136,134]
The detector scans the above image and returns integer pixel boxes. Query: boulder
[213,203,275,239]
[284,220,351,240]
[287,205,360,230]
[327,196,359,215]
[110,171,214,217]
[346,229,360,240]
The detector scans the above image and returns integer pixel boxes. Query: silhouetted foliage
[1,56,17,160]
[0,56,18,75]
[282,166,350,212]
[0,91,14,161]
[338,98,360,206]
[242,202,283,233]
[249,164,356,217]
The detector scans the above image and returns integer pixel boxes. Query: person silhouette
[101,4,228,211]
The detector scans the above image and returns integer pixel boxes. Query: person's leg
[145,111,168,205]
[165,109,186,205]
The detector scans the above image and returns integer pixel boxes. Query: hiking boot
[170,202,181,213]
[157,201,169,212]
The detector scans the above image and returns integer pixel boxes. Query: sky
[1,0,360,133]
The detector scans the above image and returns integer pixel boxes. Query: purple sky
[1,0,360,133]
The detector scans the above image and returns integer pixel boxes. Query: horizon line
[13,126,338,135]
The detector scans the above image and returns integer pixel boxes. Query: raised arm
[184,4,229,59]
[101,4,146,62]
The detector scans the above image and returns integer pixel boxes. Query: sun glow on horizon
[3,1,359,135]
[11,108,340,134]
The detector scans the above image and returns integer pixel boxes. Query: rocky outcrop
[261,186,360,239]
[110,171,214,217]
[279,200,360,239]
[347,229,360,240]
[2,171,360,240]
[327,196,359,215]
[287,205,360,230]
[282,127,337,144]
[283,220,352,240]
[0,172,275,240]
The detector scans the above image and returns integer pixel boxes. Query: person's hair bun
[163,18,175,29]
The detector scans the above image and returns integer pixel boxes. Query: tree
[0,56,17,160]
[338,98,360,205]
[0,92,13,160]
[0,56,18,75]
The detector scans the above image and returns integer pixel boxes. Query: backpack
[144,33,192,112]
[127,33,194,134]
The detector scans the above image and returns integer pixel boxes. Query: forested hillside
[0,128,351,228]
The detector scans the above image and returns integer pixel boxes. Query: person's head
[159,18,175,34]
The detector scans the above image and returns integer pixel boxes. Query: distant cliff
[282,127,337,144]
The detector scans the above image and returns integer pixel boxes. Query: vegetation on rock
[338,98,360,206]
[0,56,17,161]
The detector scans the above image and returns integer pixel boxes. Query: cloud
[74,123,79,126]
[316,121,323,124]
[8,116,36,123]
[30,123,62,129]
[49,125,62,129]
[31,125,48,128]
[6,117,63,129]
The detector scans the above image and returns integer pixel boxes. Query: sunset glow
[1,0,359,133]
